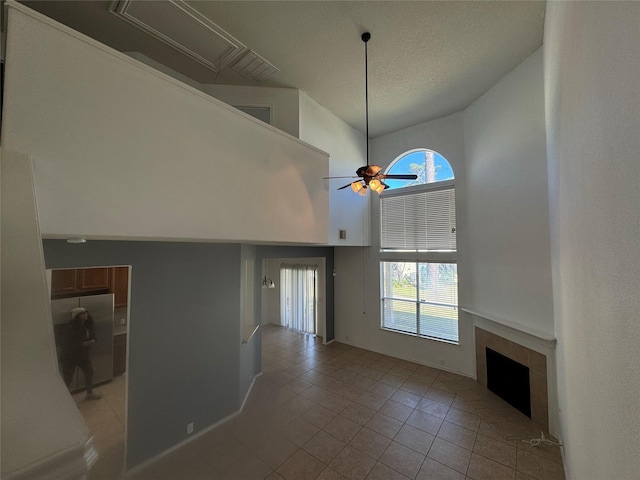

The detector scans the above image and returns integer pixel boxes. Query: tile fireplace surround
[475,326,549,430]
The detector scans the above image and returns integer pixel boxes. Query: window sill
[380,326,459,346]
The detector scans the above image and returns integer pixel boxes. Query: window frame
[378,150,458,344]
[380,260,459,344]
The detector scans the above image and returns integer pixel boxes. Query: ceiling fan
[325,32,418,195]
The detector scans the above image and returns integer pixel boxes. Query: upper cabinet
[51,267,129,307]
[50,269,78,296]
[78,267,111,291]
[110,266,129,308]
[51,267,109,297]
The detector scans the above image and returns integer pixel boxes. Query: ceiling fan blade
[323,176,359,180]
[338,182,355,190]
[379,174,418,180]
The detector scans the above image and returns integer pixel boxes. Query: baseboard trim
[124,373,261,478]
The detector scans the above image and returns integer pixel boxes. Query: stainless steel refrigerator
[51,294,114,391]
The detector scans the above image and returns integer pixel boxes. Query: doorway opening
[48,265,131,477]
[280,264,318,335]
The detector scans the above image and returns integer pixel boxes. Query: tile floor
[80,324,566,479]
[72,373,126,480]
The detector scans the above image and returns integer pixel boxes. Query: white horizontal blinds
[418,263,458,342]
[381,187,456,251]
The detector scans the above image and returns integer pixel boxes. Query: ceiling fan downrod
[363,32,370,168]
[323,31,417,194]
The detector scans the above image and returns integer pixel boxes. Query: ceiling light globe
[351,182,363,193]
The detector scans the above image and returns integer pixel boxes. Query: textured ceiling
[19,1,546,137]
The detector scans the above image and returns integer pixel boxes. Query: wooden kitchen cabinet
[110,266,129,307]
[51,266,129,302]
[78,267,111,291]
[50,269,78,296]
[113,333,127,376]
[51,267,110,297]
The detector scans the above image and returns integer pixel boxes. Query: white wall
[1,149,94,479]
[544,2,640,479]
[2,4,328,245]
[334,112,473,375]
[261,258,282,325]
[125,47,368,248]
[299,92,370,246]
[124,52,301,138]
[463,48,554,337]
[204,84,300,138]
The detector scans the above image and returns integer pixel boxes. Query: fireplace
[475,326,549,429]
[486,347,531,418]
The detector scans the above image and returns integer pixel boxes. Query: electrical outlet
[186,422,194,435]
[119,318,126,325]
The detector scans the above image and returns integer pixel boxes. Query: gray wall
[240,244,261,402]
[43,240,244,469]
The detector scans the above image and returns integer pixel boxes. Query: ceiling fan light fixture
[351,181,364,193]
[358,185,368,196]
[371,181,385,194]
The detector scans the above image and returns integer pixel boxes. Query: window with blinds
[379,149,458,343]
[380,185,456,252]
[380,261,458,343]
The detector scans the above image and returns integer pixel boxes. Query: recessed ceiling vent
[110,0,276,79]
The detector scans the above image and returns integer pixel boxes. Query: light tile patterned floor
[73,373,126,480]
[83,324,566,479]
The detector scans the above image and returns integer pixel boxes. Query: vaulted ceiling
[18,1,546,137]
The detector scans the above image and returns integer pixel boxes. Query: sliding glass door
[280,265,317,334]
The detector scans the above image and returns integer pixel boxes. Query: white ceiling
[19,1,546,137]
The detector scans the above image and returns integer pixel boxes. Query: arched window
[384,149,454,189]
[379,149,458,343]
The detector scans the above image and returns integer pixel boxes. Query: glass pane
[385,149,454,189]
[419,303,458,342]
[418,263,458,342]
[418,263,457,304]
[381,298,417,334]
[380,262,417,300]
[381,261,458,343]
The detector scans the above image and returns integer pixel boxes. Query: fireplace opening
[486,347,531,418]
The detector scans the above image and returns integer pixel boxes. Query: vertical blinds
[380,187,456,251]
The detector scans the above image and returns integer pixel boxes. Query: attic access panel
[110,0,246,73]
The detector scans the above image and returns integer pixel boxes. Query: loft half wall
[2,2,329,245]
